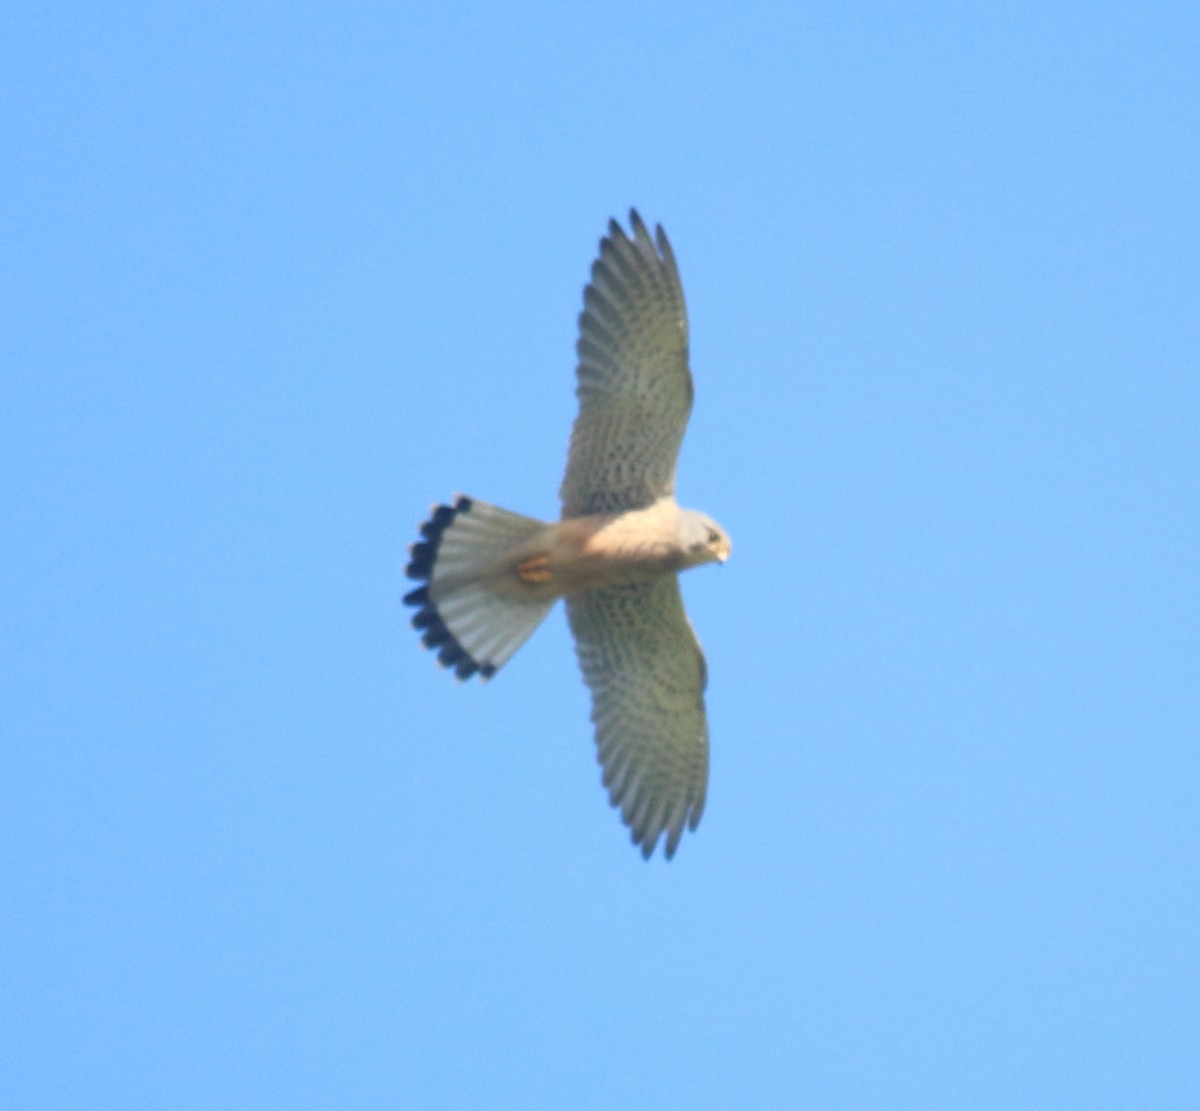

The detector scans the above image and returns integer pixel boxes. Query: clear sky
[4,3,1198,1108]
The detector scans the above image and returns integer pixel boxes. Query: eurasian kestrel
[404,211,730,859]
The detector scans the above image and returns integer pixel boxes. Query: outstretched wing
[560,210,692,518]
[565,576,709,859]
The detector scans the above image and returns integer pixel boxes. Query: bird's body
[482,501,725,601]
[404,211,729,858]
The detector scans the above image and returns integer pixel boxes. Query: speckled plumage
[404,211,729,859]
[561,212,693,517]
[567,577,709,859]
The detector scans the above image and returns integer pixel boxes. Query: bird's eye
[707,529,720,545]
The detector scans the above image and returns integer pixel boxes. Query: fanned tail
[403,495,555,680]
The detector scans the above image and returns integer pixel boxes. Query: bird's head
[679,510,732,567]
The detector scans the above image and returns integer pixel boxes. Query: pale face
[678,509,732,568]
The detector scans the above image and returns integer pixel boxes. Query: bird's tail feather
[403,495,555,680]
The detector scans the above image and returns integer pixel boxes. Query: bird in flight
[404,210,730,859]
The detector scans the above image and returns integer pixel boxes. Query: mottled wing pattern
[560,210,692,518]
[566,576,709,859]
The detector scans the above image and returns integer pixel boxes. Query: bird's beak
[716,539,731,564]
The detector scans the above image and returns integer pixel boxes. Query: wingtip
[603,209,673,276]
[654,222,674,265]
[628,823,681,862]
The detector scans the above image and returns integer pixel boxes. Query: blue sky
[4,3,1198,1108]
